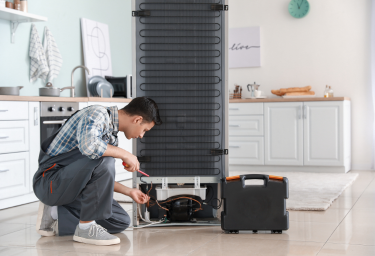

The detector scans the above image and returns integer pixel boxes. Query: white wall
[0,0,131,97]
[229,0,373,170]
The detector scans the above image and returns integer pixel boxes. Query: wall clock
[288,0,310,18]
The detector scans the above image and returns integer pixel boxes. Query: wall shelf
[0,7,47,43]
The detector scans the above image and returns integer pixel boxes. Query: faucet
[71,65,90,97]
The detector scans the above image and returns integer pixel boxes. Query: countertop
[229,97,350,103]
[0,95,132,103]
[0,95,349,103]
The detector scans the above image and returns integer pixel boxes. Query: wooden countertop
[0,95,132,103]
[229,97,350,103]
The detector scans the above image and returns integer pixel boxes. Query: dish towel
[43,26,63,83]
[29,24,49,83]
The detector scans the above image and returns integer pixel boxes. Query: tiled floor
[0,171,374,256]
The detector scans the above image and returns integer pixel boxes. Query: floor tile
[189,235,324,256]
[0,223,33,237]
[222,221,338,243]
[328,208,375,245]
[0,246,63,256]
[289,208,350,224]
[0,227,135,255]
[318,243,375,256]
[352,194,375,209]
[0,202,39,225]
[330,195,359,209]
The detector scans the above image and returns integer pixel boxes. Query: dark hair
[121,97,162,125]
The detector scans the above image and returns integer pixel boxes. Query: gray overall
[33,110,130,236]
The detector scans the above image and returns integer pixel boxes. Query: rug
[230,171,358,211]
[114,172,359,211]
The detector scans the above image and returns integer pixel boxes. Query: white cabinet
[28,102,40,192]
[0,120,29,154]
[229,136,264,165]
[303,101,347,167]
[264,102,303,166]
[0,101,39,209]
[88,101,132,181]
[0,152,30,200]
[229,100,351,173]
[228,103,264,166]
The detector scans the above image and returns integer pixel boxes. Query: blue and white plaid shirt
[46,105,119,159]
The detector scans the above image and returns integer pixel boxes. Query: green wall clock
[288,0,310,18]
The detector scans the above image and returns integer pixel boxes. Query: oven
[40,102,79,144]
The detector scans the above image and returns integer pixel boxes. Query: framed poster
[229,27,261,68]
[81,18,113,96]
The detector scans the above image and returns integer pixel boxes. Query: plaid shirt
[46,105,119,159]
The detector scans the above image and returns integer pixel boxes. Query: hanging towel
[43,26,63,83]
[29,24,49,83]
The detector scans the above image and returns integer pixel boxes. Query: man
[33,97,162,246]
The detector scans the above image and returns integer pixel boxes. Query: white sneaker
[73,223,120,246]
[36,202,58,236]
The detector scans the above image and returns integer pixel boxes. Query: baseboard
[229,165,348,173]
[0,193,38,210]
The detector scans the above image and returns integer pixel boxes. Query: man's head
[119,97,162,139]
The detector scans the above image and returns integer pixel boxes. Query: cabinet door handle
[229,108,239,110]
[0,169,9,173]
[43,119,67,125]
[0,136,9,139]
[229,125,240,127]
[0,109,9,112]
[34,107,38,126]
[229,145,240,148]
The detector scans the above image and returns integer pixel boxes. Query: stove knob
[67,107,75,112]
[48,107,55,112]
[59,107,65,112]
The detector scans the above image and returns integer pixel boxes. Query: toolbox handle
[241,174,269,187]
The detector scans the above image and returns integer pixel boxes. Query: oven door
[40,116,70,145]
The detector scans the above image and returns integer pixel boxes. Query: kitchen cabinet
[88,101,132,181]
[228,103,264,165]
[229,99,351,173]
[264,102,303,166]
[303,101,350,167]
[0,101,39,209]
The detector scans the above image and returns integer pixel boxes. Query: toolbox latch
[210,149,228,155]
[132,10,151,17]
[211,4,229,11]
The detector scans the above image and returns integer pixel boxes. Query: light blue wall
[0,0,132,97]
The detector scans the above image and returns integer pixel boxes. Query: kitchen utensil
[88,76,105,97]
[255,90,262,97]
[39,83,75,97]
[122,162,149,177]
[247,82,260,98]
[96,80,114,98]
[0,86,23,96]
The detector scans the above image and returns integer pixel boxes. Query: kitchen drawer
[229,115,263,136]
[0,121,29,154]
[0,101,28,120]
[228,136,264,165]
[229,103,263,116]
[0,152,30,200]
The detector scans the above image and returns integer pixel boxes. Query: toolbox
[221,174,289,234]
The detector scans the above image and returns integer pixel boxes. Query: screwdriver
[122,162,149,177]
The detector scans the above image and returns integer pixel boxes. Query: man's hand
[122,152,140,173]
[129,188,150,204]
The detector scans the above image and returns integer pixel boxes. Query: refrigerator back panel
[134,0,226,178]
